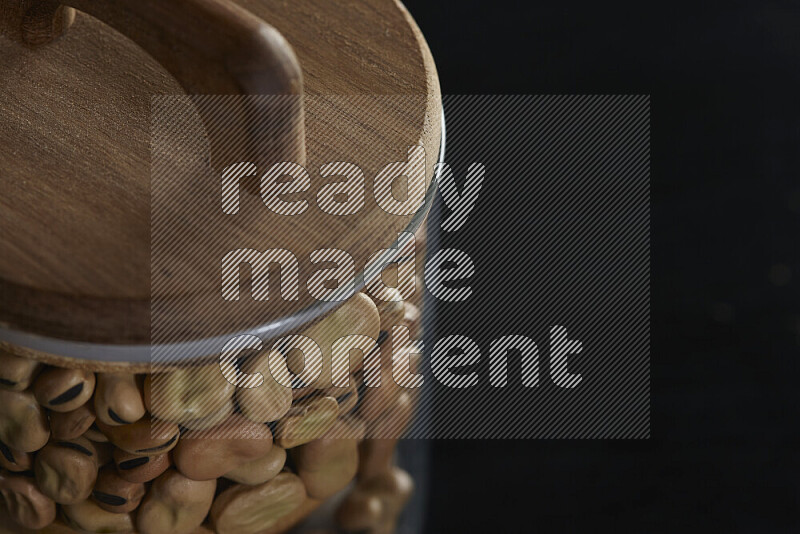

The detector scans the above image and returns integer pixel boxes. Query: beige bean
[46,522,83,534]
[258,498,321,534]
[39,521,83,534]
[291,383,344,402]
[173,415,272,481]
[335,489,384,531]
[0,389,50,452]
[275,396,339,449]
[0,442,33,473]
[408,273,424,310]
[357,340,402,423]
[339,414,367,442]
[113,449,171,484]
[224,445,286,485]
[0,506,79,534]
[371,518,402,534]
[62,499,133,533]
[287,292,380,389]
[34,437,98,504]
[210,472,307,534]
[366,390,416,440]
[358,334,421,425]
[91,465,144,513]
[179,398,234,431]
[291,384,318,400]
[146,363,234,424]
[323,381,359,414]
[33,368,95,412]
[403,302,421,339]
[136,469,216,534]
[291,380,357,405]
[142,373,152,411]
[292,419,359,499]
[0,473,57,530]
[0,352,41,392]
[361,466,414,519]
[235,351,292,423]
[372,288,406,330]
[96,416,179,456]
[340,467,414,534]
[357,439,398,481]
[414,218,428,249]
[94,373,145,426]
[212,498,320,534]
[50,403,96,440]
[82,423,109,443]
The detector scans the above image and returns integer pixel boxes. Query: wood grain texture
[0,0,440,367]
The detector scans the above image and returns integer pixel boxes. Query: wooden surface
[0,0,441,352]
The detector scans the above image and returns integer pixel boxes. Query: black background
[401,1,799,532]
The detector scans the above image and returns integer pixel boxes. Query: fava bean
[366,390,416,440]
[274,396,339,449]
[38,521,82,534]
[372,288,406,330]
[414,219,428,248]
[235,351,292,423]
[173,415,272,481]
[291,378,357,404]
[224,445,286,485]
[210,472,307,534]
[146,364,234,425]
[82,423,109,443]
[33,368,95,413]
[357,438,397,482]
[256,498,321,534]
[335,489,384,531]
[34,437,98,504]
[50,403,96,440]
[339,415,367,442]
[403,302,421,339]
[338,467,414,534]
[142,373,152,411]
[292,420,359,499]
[288,293,380,389]
[179,398,234,431]
[357,341,401,423]
[0,352,41,391]
[361,466,414,519]
[96,416,179,456]
[0,507,78,534]
[92,465,145,513]
[136,469,216,534]
[0,473,57,529]
[0,441,33,472]
[337,381,360,414]
[113,449,170,484]
[316,381,359,415]
[358,337,420,424]
[62,498,133,533]
[409,273,424,310]
[0,389,50,452]
[94,373,145,426]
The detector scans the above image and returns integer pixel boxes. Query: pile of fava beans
[0,289,422,534]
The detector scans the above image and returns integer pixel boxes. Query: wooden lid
[0,0,441,346]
